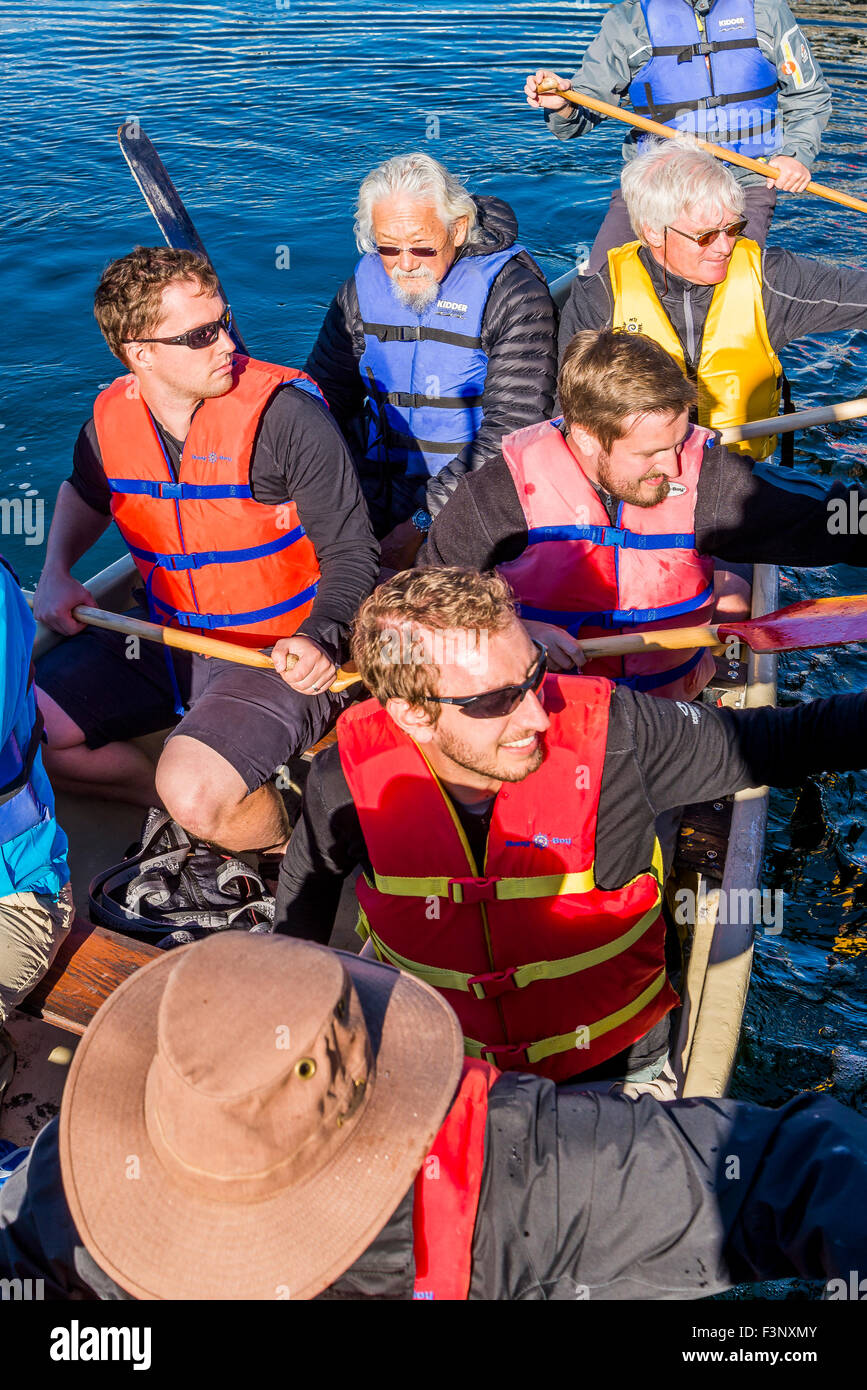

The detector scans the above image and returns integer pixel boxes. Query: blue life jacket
[0,558,69,899]
[629,0,780,159]
[355,244,522,480]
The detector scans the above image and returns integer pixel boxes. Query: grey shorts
[36,609,350,793]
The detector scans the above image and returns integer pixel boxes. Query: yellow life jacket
[608,239,783,460]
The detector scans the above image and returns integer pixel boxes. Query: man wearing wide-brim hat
[1,931,867,1300]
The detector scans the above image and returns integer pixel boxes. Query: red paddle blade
[717,594,867,653]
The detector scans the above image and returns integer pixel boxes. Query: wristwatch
[410,508,433,534]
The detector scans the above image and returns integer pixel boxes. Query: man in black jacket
[304,152,558,570]
[4,930,867,1301]
[274,568,867,1090]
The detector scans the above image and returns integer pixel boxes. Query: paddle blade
[718,594,867,653]
[116,124,249,356]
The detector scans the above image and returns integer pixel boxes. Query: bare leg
[36,687,159,809]
[155,734,290,855]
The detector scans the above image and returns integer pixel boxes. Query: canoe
[0,271,778,1146]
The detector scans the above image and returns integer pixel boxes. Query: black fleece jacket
[303,196,558,518]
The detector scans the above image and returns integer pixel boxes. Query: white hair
[620,139,745,245]
[354,152,482,252]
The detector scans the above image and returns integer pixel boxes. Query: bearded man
[303,152,558,570]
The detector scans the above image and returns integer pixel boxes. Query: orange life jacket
[93,356,323,648]
[499,418,717,701]
[412,1058,499,1300]
[338,678,676,1083]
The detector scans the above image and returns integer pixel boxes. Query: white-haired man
[557,141,867,461]
[304,153,558,570]
[525,0,831,272]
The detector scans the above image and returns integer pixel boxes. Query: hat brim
[59,940,464,1300]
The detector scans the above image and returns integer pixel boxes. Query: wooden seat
[19,916,161,1036]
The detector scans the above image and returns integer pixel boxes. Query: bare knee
[156,736,246,841]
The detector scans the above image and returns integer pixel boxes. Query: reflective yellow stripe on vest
[464,969,669,1065]
[608,239,783,460]
[371,868,597,902]
[365,897,662,998]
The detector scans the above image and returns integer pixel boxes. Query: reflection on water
[2,2,867,1131]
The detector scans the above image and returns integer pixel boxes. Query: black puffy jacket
[303,196,558,521]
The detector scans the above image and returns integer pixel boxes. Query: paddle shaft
[537,85,867,216]
[720,395,867,444]
[24,597,360,692]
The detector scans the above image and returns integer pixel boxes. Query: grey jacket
[545,0,831,183]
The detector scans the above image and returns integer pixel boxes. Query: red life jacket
[338,678,676,1083]
[499,419,717,700]
[412,1058,499,1300]
[93,356,323,648]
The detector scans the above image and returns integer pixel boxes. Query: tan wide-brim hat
[59,932,464,1300]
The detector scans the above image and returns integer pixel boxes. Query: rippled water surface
[3,1,867,1122]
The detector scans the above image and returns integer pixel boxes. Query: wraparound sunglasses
[434,641,548,719]
[123,305,233,350]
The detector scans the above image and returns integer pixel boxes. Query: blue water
[3,0,867,1121]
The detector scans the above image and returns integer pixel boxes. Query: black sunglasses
[124,305,233,350]
[665,219,748,249]
[375,244,440,258]
[434,641,548,720]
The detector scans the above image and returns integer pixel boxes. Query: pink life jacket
[499,418,717,700]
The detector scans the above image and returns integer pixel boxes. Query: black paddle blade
[116,123,249,356]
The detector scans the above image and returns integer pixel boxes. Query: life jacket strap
[364,896,662,1000]
[371,866,597,903]
[633,82,778,123]
[361,320,483,350]
[379,390,485,411]
[151,582,319,630]
[127,524,306,572]
[649,36,760,59]
[463,969,669,1066]
[526,523,696,550]
[519,581,715,633]
[614,648,705,692]
[108,479,254,501]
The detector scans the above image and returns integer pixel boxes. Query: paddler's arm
[526,3,643,143]
[606,687,867,837]
[253,385,379,682]
[419,455,528,571]
[273,745,366,943]
[33,420,112,635]
[694,441,867,569]
[760,0,831,188]
[761,247,867,347]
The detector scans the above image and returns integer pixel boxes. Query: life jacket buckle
[448,875,500,905]
[467,965,519,1000]
[479,1041,530,1067]
[157,482,184,499]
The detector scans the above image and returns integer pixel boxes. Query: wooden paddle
[576,594,867,659]
[23,597,360,693]
[535,83,867,216]
[721,396,867,445]
[26,593,867,689]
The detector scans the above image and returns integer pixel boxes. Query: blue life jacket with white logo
[355,245,522,480]
[629,0,780,159]
[0,558,69,899]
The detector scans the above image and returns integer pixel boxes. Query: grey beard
[389,267,441,311]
